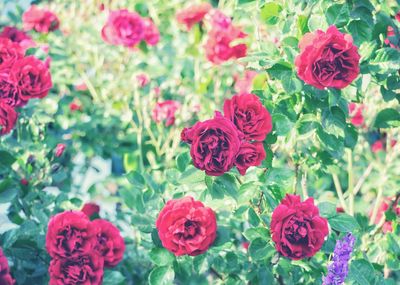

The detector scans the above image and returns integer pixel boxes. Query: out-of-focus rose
[0,247,15,285]
[370,197,400,233]
[0,100,17,136]
[22,5,60,33]
[143,18,160,46]
[235,142,266,175]
[54,143,66,157]
[0,26,35,50]
[234,70,258,94]
[69,101,82,112]
[348,103,364,127]
[152,100,181,127]
[136,73,150,88]
[156,196,217,256]
[81,203,100,219]
[176,3,212,30]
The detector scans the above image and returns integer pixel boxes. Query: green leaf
[318,202,337,218]
[344,124,358,149]
[0,179,17,203]
[148,266,175,285]
[297,15,310,36]
[326,3,350,27]
[103,271,126,285]
[272,113,294,136]
[266,61,292,80]
[126,171,145,189]
[260,3,282,25]
[176,152,190,172]
[370,48,400,73]
[348,20,372,46]
[149,247,175,266]
[374,108,400,128]
[328,213,359,232]
[249,238,274,260]
[212,174,238,200]
[243,227,269,241]
[282,75,303,94]
[0,151,16,170]
[348,259,376,285]
[179,166,205,184]
[248,207,260,227]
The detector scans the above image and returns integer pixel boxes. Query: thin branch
[332,174,348,212]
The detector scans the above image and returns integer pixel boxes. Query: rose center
[183,220,200,239]
[285,220,308,244]
[57,226,83,254]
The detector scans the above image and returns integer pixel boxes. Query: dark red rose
[336,207,345,213]
[0,69,20,107]
[49,253,103,285]
[20,178,29,185]
[8,55,52,105]
[22,5,60,33]
[182,112,243,176]
[295,25,360,89]
[223,93,272,141]
[0,26,34,50]
[348,103,364,127]
[54,143,66,157]
[270,194,329,260]
[176,3,212,30]
[0,100,17,136]
[0,248,15,285]
[102,9,145,47]
[235,142,266,175]
[152,100,181,127]
[143,18,160,46]
[92,219,125,268]
[0,38,24,68]
[46,211,96,258]
[81,203,100,218]
[156,196,217,256]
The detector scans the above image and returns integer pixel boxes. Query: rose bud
[156,196,217,256]
[0,100,17,136]
[223,93,272,141]
[20,178,29,186]
[48,253,103,285]
[0,247,15,285]
[45,211,96,258]
[181,112,243,176]
[176,3,212,30]
[54,143,66,157]
[295,25,360,89]
[235,142,266,175]
[22,5,60,33]
[270,194,329,260]
[81,202,100,219]
[143,18,160,46]
[92,219,125,267]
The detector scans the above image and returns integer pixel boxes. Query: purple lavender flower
[323,233,356,285]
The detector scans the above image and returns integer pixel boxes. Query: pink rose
[22,5,60,33]
[136,73,150,87]
[348,103,364,127]
[54,143,66,157]
[0,26,35,50]
[235,142,266,175]
[152,100,181,127]
[0,248,15,285]
[143,18,160,46]
[176,3,212,30]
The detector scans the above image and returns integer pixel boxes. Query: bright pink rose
[234,70,258,94]
[92,219,125,268]
[0,26,34,50]
[0,38,24,68]
[181,112,243,176]
[176,3,212,30]
[81,203,100,218]
[207,9,232,29]
[372,140,384,153]
[152,100,181,127]
[22,5,60,33]
[136,73,150,87]
[223,93,272,141]
[235,142,266,175]
[46,211,96,258]
[295,25,360,89]
[143,18,160,46]
[54,143,66,157]
[8,56,52,106]
[156,196,217,256]
[348,103,364,127]
[270,194,329,260]
[102,9,145,47]
[0,100,17,136]
[0,248,15,285]
[49,253,104,285]
[370,197,400,233]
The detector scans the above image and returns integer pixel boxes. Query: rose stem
[332,173,348,213]
[347,149,354,216]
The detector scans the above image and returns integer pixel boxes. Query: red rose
[81,202,100,218]
[69,101,82,112]
[181,112,243,176]
[0,248,15,285]
[371,140,384,153]
[102,9,145,48]
[0,100,17,136]
[348,103,364,127]
[54,143,66,157]
[46,211,96,258]
[49,253,103,285]
[270,194,329,260]
[295,25,360,89]
[176,3,212,30]
[235,142,266,175]
[8,55,52,106]
[370,197,400,233]
[22,5,60,33]
[143,18,160,46]
[156,196,217,256]
[92,219,125,268]
[152,100,181,127]
[0,38,24,68]
[223,93,272,141]
[0,26,32,44]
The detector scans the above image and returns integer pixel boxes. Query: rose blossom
[156,196,217,256]
[295,25,360,89]
[143,18,160,46]
[207,9,232,29]
[136,73,150,87]
[176,3,212,30]
[152,100,181,127]
[81,203,100,218]
[0,100,17,136]
[370,197,400,233]
[8,55,52,106]
[181,112,243,176]
[69,101,82,112]
[0,38,24,68]
[235,142,266,175]
[22,5,60,33]
[48,253,104,285]
[348,103,364,127]
[223,93,272,141]
[54,143,66,157]
[0,26,35,51]
[0,247,15,285]
[92,219,125,267]
[270,194,329,260]
[101,9,145,47]
[46,211,96,258]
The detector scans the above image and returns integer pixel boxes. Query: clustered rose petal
[102,9,159,48]
[156,196,217,256]
[348,103,364,127]
[176,3,212,30]
[22,5,60,33]
[0,100,17,136]
[81,202,100,219]
[295,25,360,89]
[46,210,125,283]
[0,248,15,285]
[0,26,32,44]
[270,194,329,260]
[235,142,266,175]
[152,100,181,127]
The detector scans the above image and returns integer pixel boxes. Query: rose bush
[0,0,399,284]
